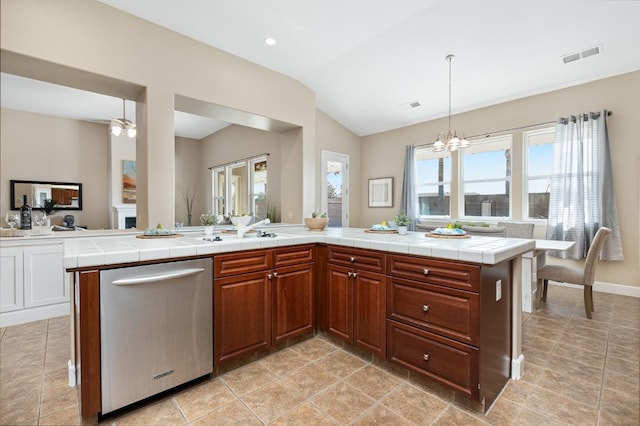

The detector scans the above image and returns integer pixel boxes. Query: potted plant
[394,211,412,235]
[200,211,218,235]
[304,211,328,231]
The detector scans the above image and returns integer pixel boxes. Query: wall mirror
[10,180,83,211]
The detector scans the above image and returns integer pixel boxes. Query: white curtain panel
[546,110,623,260]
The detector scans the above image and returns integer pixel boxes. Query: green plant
[394,211,412,226]
[311,211,327,218]
[200,211,218,226]
[266,199,281,223]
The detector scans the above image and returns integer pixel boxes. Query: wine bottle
[20,195,32,230]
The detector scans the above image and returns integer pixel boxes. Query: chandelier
[433,54,469,152]
[110,98,137,138]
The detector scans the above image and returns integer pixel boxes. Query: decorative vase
[304,217,329,232]
[398,225,408,235]
[204,225,214,236]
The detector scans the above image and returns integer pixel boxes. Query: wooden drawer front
[328,246,385,273]
[214,250,272,278]
[387,255,480,292]
[387,277,479,346]
[387,320,479,400]
[273,245,314,267]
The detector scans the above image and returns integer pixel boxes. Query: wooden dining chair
[535,227,612,318]
[462,225,506,237]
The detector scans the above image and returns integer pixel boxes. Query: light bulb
[111,124,122,136]
[127,126,137,138]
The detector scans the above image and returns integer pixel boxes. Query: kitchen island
[64,226,534,419]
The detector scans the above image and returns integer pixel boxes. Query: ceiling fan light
[127,126,137,138]
[110,120,123,136]
[460,138,470,148]
[449,136,460,146]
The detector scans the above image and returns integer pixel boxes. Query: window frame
[523,127,555,223]
[415,147,452,219]
[459,135,513,220]
[212,155,268,218]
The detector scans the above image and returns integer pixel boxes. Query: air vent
[562,52,581,64]
[581,45,600,58]
[398,100,421,110]
[562,44,602,64]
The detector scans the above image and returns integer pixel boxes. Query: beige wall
[315,110,362,224]
[1,0,316,228]
[107,133,136,227]
[174,136,204,226]
[361,71,640,287]
[198,124,284,221]
[0,108,110,229]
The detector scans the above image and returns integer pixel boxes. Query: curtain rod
[416,110,612,148]
[208,153,270,170]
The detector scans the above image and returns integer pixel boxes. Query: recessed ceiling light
[264,37,277,46]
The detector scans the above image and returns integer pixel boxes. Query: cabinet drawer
[387,277,479,346]
[273,245,314,267]
[387,255,480,292]
[214,250,272,278]
[328,246,385,273]
[387,320,479,400]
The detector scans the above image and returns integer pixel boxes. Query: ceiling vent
[562,44,602,64]
[399,100,421,110]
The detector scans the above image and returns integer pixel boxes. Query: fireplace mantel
[113,205,136,229]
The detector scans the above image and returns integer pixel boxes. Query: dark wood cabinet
[271,263,314,344]
[326,247,386,358]
[214,270,271,364]
[385,254,511,408]
[214,246,315,364]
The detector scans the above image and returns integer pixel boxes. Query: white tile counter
[63,226,535,269]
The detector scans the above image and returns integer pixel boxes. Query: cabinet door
[214,271,270,364]
[0,247,24,312]
[353,270,386,358]
[23,244,66,308]
[327,264,352,342]
[271,263,314,344]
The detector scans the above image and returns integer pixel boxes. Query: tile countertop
[62,226,535,270]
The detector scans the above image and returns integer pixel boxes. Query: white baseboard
[0,303,70,327]
[548,281,640,298]
[511,354,525,380]
[68,359,76,387]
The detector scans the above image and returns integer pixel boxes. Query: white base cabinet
[0,241,68,326]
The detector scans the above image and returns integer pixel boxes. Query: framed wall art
[368,177,393,207]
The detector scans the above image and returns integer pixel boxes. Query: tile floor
[0,284,638,425]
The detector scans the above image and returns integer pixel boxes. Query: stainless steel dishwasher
[100,258,213,414]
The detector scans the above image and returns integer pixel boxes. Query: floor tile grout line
[36,319,50,424]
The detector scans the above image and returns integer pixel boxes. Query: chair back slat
[584,227,612,286]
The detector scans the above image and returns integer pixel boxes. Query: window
[461,136,512,218]
[212,155,268,219]
[416,149,451,216]
[523,128,554,219]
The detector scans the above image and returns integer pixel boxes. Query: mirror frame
[10,179,83,211]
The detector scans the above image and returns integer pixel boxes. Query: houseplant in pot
[200,211,218,235]
[304,211,328,231]
[394,211,412,235]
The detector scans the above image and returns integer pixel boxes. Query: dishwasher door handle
[111,268,206,286]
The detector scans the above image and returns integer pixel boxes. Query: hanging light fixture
[433,54,469,153]
[110,98,137,138]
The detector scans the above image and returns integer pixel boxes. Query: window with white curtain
[461,135,512,218]
[415,148,451,217]
[523,128,554,220]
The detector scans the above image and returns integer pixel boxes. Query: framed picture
[122,160,137,204]
[368,177,393,207]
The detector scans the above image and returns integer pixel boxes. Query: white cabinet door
[23,244,66,308]
[0,247,24,312]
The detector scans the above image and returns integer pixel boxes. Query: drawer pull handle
[347,272,352,278]
[422,304,430,313]
[352,272,358,278]
[423,353,430,361]
[273,272,278,278]
[350,256,356,263]
[268,273,273,279]
[423,268,429,275]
